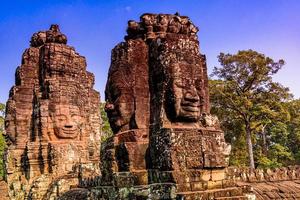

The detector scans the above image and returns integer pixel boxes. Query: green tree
[100,102,113,142]
[0,103,6,178]
[286,99,300,163]
[211,50,291,168]
[210,79,248,166]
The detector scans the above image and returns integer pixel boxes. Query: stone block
[207,180,222,189]
[211,169,226,181]
[190,181,206,191]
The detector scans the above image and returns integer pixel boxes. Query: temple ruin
[4,13,300,200]
[77,13,246,199]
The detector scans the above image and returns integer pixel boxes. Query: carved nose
[184,91,199,102]
[105,103,115,111]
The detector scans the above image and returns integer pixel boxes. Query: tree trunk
[246,123,255,169]
[261,125,267,156]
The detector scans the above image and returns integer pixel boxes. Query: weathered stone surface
[250,181,300,200]
[125,13,198,41]
[101,38,150,184]
[0,180,9,200]
[224,166,300,200]
[102,15,230,187]
[4,25,101,200]
[81,12,235,200]
[105,39,149,134]
[226,165,300,183]
[57,188,89,200]
[145,14,231,192]
[30,24,67,47]
[149,35,209,125]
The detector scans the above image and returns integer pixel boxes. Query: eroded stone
[5,24,101,200]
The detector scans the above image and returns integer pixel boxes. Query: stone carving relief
[165,59,205,122]
[105,39,149,134]
[101,39,149,184]
[49,104,84,140]
[149,37,209,127]
[5,25,101,200]
[125,13,199,41]
[105,68,136,133]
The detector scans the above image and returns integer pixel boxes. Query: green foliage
[256,156,281,169]
[210,50,292,168]
[286,99,300,163]
[0,103,4,132]
[100,102,113,142]
[269,143,294,163]
[0,103,6,178]
[229,133,249,167]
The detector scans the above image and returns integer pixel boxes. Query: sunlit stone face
[51,104,84,139]
[166,61,204,122]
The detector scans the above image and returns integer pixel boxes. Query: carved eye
[72,115,82,123]
[56,115,66,122]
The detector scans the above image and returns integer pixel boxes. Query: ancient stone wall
[226,165,300,183]
[4,25,101,200]
[224,166,300,199]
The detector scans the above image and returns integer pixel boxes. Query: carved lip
[182,106,199,112]
[181,103,200,112]
[62,128,77,134]
[55,129,78,139]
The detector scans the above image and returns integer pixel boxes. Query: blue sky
[0,0,299,103]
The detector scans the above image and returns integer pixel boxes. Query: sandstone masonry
[4,25,101,200]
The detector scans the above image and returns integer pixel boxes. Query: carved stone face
[167,61,203,122]
[105,79,135,134]
[51,104,84,139]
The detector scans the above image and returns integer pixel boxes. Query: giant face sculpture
[105,39,149,134]
[105,70,135,134]
[167,62,203,121]
[165,55,204,122]
[50,104,84,139]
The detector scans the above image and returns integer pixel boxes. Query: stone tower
[4,25,101,200]
[142,14,231,197]
[89,13,231,199]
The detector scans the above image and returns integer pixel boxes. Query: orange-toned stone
[5,25,101,200]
